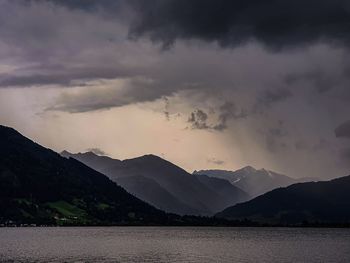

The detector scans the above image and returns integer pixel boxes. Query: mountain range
[194,167,316,197]
[2,124,349,226]
[0,125,173,225]
[216,175,350,224]
[61,151,250,215]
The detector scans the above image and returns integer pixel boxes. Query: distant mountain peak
[193,166,296,198]
[239,166,280,178]
[61,150,102,159]
[240,166,257,173]
[125,154,176,167]
[79,151,100,157]
[139,154,163,160]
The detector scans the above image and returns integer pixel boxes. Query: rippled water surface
[0,227,350,262]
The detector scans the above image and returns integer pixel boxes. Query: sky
[0,0,350,179]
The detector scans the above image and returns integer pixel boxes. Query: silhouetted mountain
[116,175,199,215]
[194,174,249,209]
[194,166,298,197]
[62,152,250,215]
[61,150,120,171]
[0,125,172,225]
[216,175,350,224]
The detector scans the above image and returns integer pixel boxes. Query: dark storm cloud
[48,77,182,113]
[188,109,209,130]
[49,102,120,113]
[162,96,170,121]
[188,102,247,131]
[0,0,349,179]
[265,137,288,153]
[262,121,288,153]
[285,70,345,93]
[128,0,350,49]
[335,120,350,139]
[340,148,350,162]
[213,102,248,131]
[0,65,137,88]
[254,88,293,113]
[44,0,113,8]
[34,0,123,12]
[38,0,350,49]
[312,138,330,152]
[295,140,308,151]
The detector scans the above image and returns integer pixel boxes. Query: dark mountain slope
[61,150,121,172]
[194,174,250,210]
[0,125,170,225]
[63,152,249,215]
[116,175,201,215]
[216,175,350,224]
[107,154,225,215]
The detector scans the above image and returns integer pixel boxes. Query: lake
[0,227,349,262]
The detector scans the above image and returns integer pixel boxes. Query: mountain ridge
[216,175,350,224]
[62,151,250,215]
[194,166,315,197]
[0,125,172,225]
